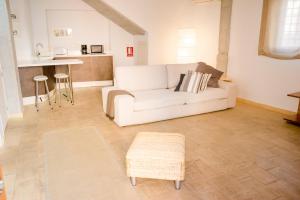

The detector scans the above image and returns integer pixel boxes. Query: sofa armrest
[114,95,135,127]
[101,86,119,112]
[219,81,238,108]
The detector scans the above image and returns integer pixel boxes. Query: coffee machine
[81,45,88,54]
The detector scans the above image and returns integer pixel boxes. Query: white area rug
[43,126,139,200]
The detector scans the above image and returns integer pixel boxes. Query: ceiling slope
[82,0,146,35]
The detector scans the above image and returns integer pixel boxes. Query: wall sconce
[177,29,197,64]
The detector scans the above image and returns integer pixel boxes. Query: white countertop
[18,58,83,68]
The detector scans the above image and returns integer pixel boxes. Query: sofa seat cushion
[132,89,187,111]
[132,88,228,112]
[185,87,227,104]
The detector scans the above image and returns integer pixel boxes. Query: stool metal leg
[63,78,69,102]
[130,177,136,186]
[35,81,39,112]
[55,78,57,103]
[44,80,53,109]
[65,78,71,102]
[58,78,61,107]
[175,180,181,190]
[67,77,73,103]
[68,64,74,105]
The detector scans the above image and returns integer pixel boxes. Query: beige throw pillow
[196,62,223,88]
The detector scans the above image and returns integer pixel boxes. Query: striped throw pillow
[187,71,197,92]
[197,73,212,92]
[179,70,193,91]
[178,71,212,93]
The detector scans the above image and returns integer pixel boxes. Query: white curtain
[260,0,300,59]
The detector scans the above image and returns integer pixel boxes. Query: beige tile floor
[0,87,300,200]
[43,126,140,200]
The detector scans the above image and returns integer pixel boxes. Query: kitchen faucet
[35,43,44,56]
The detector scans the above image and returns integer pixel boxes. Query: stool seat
[54,73,69,79]
[33,75,48,81]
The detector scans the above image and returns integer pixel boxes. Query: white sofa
[102,63,237,127]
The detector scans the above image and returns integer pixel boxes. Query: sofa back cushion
[166,63,198,88]
[115,65,168,91]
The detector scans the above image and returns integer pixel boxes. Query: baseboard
[22,81,113,105]
[8,112,23,119]
[23,90,55,106]
[237,98,296,115]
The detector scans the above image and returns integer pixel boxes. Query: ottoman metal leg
[130,177,136,186]
[175,180,181,190]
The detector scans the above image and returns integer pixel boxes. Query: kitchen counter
[18,55,113,101]
[18,58,83,100]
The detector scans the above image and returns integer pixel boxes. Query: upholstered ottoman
[126,132,185,190]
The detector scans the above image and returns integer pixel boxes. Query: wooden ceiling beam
[82,0,146,35]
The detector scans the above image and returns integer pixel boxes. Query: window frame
[258,0,300,60]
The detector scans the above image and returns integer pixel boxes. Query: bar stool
[54,73,72,107]
[33,75,52,112]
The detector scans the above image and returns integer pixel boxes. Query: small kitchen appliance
[90,45,104,54]
[81,45,88,54]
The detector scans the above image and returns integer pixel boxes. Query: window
[259,0,300,59]
[177,29,197,64]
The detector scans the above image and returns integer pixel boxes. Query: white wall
[46,9,136,66]
[228,0,300,112]
[110,22,135,66]
[102,0,221,66]
[9,0,33,60]
[133,34,148,65]
[28,0,135,66]
[46,9,110,52]
[14,0,221,66]
[0,63,8,146]
[0,0,23,118]
[29,0,90,50]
